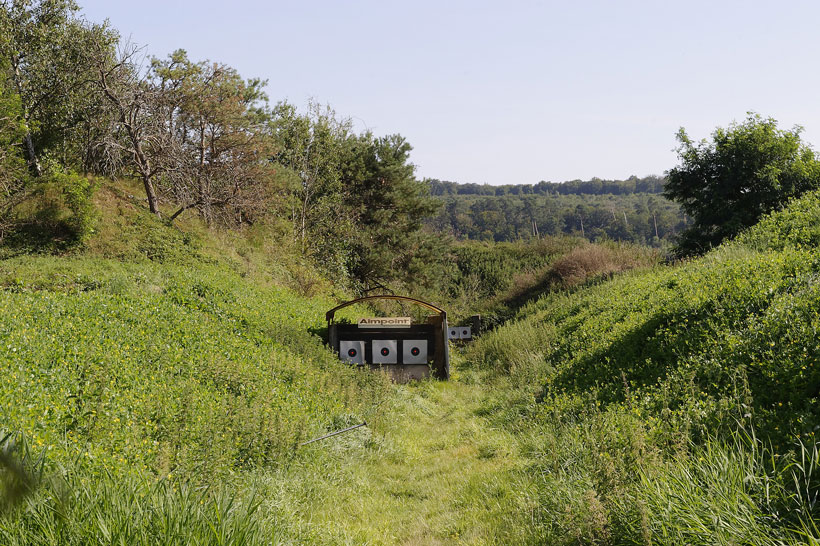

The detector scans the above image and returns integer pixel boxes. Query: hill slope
[0,183,395,543]
[463,190,820,544]
[5,183,820,544]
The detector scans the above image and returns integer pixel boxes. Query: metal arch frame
[325,295,445,323]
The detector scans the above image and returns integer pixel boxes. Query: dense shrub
[52,168,96,241]
[546,243,659,289]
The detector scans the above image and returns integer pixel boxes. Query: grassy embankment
[0,181,398,543]
[6,178,820,544]
[464,190,820,544]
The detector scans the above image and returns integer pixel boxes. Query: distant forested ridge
[428,175,666,196]
[426,176,687,245]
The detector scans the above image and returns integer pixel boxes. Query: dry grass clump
[499,243,660,312]
[547,243,659,289]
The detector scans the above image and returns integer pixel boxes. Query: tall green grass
[1,446,282,545]
[616,432,820,545]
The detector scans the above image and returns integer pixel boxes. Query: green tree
[344,134,441,292]
[0,0,115,176]
[271,101,354,272]
[0,60,27,237]
[665,113,820,255]
[151,50,274,224]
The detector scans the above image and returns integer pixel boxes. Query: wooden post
[328,323,338,354]
[441,313,450,379]
[470,315,481,337]
[427,314,449,379]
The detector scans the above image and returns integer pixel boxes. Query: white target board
[460,326,472,340]
[339,340,365,365]
[448,327,460,340]
[403,340,428,364]
[372,340,398,364]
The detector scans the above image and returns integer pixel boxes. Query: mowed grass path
[279,379,536,545]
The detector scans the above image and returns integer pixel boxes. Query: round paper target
[347,348,358,358]
[410,346,421,356]
[380,347,390,356]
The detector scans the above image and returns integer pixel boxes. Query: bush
[665,113,820,256]
[2,166,97,248]
[53,168,96,241]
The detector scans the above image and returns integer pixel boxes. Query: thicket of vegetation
[666,113,820,256]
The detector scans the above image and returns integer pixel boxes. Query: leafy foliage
[0,61,27,237]
[343,134,441,292]
[151,49,275,224]
[0,0,117,176]
[665,113,820,255]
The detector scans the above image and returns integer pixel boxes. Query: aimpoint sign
[357,317,412,328]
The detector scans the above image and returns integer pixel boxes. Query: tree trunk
[99,66,160,217]
[198,124,208,223]
[21,131,40,177]
[11,55,41,177]
[126,121,160,216]
[141,174,160,215]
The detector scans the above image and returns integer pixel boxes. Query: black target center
[411,347,420,356]
[380,347,390,356]
[347,348,357,357]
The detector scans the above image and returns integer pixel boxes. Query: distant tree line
[428,188,686,246]
[428,175,666,197]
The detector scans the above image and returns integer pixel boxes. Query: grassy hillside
[5,179,820,544]
[464,190,820,544]
[0,177,657,544]
[0,255,397,543]
[0,257,386,475]
[0,181,398,543]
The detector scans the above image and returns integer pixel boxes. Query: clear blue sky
[78,0,820,185]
